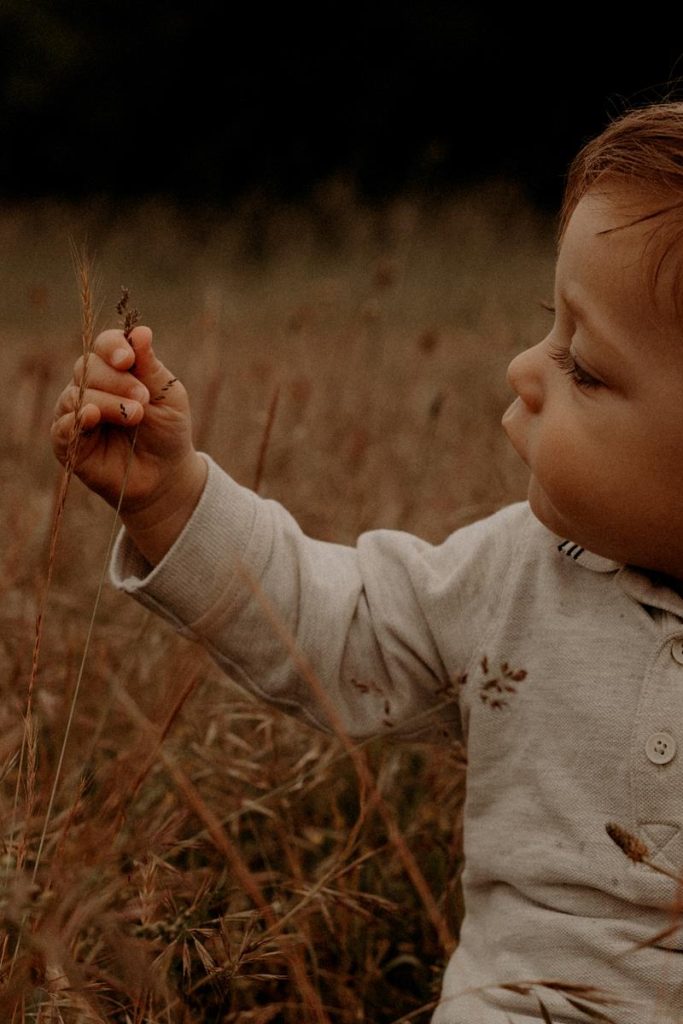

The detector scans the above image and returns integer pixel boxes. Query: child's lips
[501,398,530,466]
[501,397,532,468]
[501,397,521,425]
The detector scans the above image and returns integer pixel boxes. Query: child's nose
[506,342,545,413]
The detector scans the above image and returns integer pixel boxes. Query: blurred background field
[0,187,553,1021]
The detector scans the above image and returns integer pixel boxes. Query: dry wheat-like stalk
[105,669,334,1024]
[605,821,683,955]
[605,823,651,865]
[605,820,683,887]
[7,281,145,989]
[229,556,455,954]
[3,245,100,979]
[451,976,631,1024]
[253,383,281,493]
[26,246,98,738]
[30,288,140,882]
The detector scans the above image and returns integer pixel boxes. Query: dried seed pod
[605,822,649,863]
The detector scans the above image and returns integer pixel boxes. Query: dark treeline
[2,2,683,209]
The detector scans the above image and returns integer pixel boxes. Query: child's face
[502,184,683,579]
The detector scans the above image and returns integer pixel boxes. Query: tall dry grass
[0,183,578,1022]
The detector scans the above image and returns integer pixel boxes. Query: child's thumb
[128,326,180,401]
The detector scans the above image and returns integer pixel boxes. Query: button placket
[645,731,676,765]
[632,641,683,867]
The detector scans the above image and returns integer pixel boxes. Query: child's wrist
[121,452,208,566]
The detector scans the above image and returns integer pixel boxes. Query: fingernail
[112,349,130,368]
[131,384,149,403]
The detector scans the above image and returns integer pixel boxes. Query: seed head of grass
[605,822,650,864]
[117,286,140,340]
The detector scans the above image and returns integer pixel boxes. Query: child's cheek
[526,427,585,530]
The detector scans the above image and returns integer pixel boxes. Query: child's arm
[52,326,207,564]
[110,453,473,742]
[53,329,506,741]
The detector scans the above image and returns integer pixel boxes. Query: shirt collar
[556,538,621,573]
[556,537,683,618]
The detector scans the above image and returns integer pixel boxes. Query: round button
[645,732,677,765]
[671,639,683,665]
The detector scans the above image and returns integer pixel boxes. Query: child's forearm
[111,457,471,743]
[120,451,208,566]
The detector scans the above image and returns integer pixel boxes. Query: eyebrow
[558,291,626,362]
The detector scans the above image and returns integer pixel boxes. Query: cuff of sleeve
[109,454,266,635]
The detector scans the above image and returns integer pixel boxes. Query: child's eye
[548,345,603,390]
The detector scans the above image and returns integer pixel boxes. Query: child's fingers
[93,328,138,369]
[73,352,150,405]
[93,326,182,406]
[51,410,74,462]
[51,408,97,462]
[55,385,145,427]
[92,326,156,374]
[128,327,184,404]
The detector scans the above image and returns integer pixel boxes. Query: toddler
[52,103,683,1023]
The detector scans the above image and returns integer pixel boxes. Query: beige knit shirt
[111,455,683,1023]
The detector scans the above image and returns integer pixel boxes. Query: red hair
[559,102,683,308]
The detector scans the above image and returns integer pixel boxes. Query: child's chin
[527,479,567,538]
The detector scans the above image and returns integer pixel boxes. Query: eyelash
[548,346,602,390]
[539,300,603,391]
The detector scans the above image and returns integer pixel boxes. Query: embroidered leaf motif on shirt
[476,656,527,710]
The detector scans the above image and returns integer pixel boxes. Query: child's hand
[52,326,207,564]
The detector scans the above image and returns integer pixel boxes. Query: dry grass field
[0,183,556,1022]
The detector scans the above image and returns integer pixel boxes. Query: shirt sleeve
[110,454,520,742]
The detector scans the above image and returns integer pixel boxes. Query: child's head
[560,101,683,305]
[502,101,683,579]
